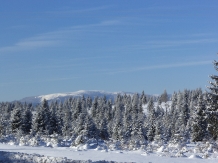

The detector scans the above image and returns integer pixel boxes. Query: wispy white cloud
[67,20,121,30]
[0,35,61,53]
[135,60,211,71]
[0,60,212,86]
[97,60,212,75]
[0,76,80,87]
[0,20,121,53]
[129,38,218,50]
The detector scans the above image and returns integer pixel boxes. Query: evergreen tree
[206,60,218,140]
[131,113,146,147]
[50,103,59,134]
[91,97,98,120]
[161,90,168,103]
[132,93,140,115]
[99,117,109,140]
[154,121,164,143]
[147,98,156,141]
[62,101,72,137]
[181,90,190,126]
[32,99,51,135]
[86,96,92,108]
[21,105,32,134]
[140,91,147,104]
[73,99,82,120]
[123,111,132,141]
[157,96,162,105]
[11,107,23,133]
[112,103,124,141]
[191,96,207,142]
[84,115,97,139]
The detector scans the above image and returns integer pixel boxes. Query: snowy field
[0,143,218,163]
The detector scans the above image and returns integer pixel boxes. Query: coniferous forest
[1,60,218,153]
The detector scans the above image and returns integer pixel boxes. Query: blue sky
[1,0,218,101]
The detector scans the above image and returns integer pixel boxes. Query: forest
[0,61,218,152]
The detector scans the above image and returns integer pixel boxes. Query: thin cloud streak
[0,61,212,87]
[130,39,218,50]
[0,76,80,87]
[98,60,212,75]
[0,20,121,54]
[0,37,61,53]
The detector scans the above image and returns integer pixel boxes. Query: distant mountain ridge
[19,90,135,105]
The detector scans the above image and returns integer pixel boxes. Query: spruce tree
[181,90,190,126]
[147,98,156,141]
[50,104,59,134]
[62,101,72,137]
[11,107,23,133]
[191,94,207,141]
[21,106,32,134]
[32,99,51,135]
[206,60,218,140]
[140,91,147,104]
[161,90,168,103]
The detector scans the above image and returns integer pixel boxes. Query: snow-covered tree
[147,98,156,142]
[140,91,147,104]
[160,90,168,103]
[21,105,32,134]
[86,96,92,108]
[49,103,59,134]
[206,60,218,140]
[32,99,51,135]
[62,101,72,137]
[11,107,23,133]
[191,94,207,142]
[154,121,164,144]
[181,90,190,126]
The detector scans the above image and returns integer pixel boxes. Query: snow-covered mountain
[19,90,135,105]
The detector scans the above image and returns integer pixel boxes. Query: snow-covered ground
[0,143,218,163]
[143,101,172,115]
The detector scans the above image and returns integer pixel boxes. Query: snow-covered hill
[19,90,135,105]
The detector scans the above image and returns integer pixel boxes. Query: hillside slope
[19,90,135,104]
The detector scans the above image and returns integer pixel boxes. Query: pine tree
[206,60,218,140]
[32,99,51,135]
[73,99,82,120]
[91,97,98,119]
[73,112,86,136]
[112,103,124,141]
[86,96,92,108]
[191,94,207,142]
[162,112,172,142]
[154,121,164,144]
[181,90,190,126]
[147,98,156,141]
[21,106,32,134]
[62,101,72,137]
[140,91,147,104]
[131,113,146,147]
[99,117,109,140]
[123,112,132,141]
[84,115,97,139]
[161,90,168,103]
[42,99,51,135]
[11,107,23,133]
[50,104,59,134]
[132,93,139,115]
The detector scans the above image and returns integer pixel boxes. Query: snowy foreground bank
[0,143,218,163]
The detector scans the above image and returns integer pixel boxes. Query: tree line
[0,60,218,148]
